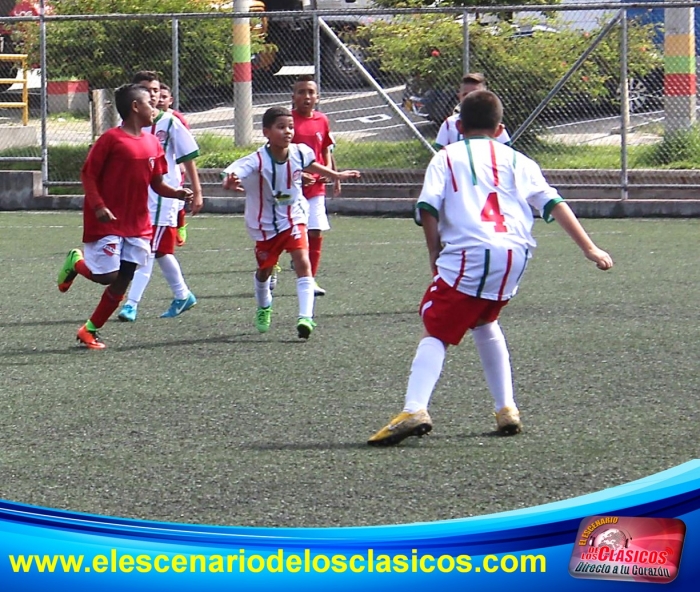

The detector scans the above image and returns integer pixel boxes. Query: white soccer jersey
[417,137,563,301]
[224,143,316,241]
[145,111,200,227]
[435,113,511,148]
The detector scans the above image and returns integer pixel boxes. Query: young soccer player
[158,82,190,246]
[117,71,203,322]
[368,90,613,446]
[433,73,510,149]
[56,83,192,349]
[221,106,360,339]
[288,75,339,297]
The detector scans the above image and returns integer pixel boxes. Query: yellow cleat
[367,409,432,446]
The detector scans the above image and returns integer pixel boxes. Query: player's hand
[222,173,243,192]
[95,207,116,223]
[338,170,360,181]
[189,191,204,215]
[301,172,316,187]
[585,247,613,270]
[176,187,194,203]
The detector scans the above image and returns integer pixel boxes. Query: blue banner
[2,460,700,590]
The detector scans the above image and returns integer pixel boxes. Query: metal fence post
[313,12,321,94]
[462,10,469,75]
[172,17,180,110]
[39,0,48,195]
[233,0,253,146]
[620,10,629,201]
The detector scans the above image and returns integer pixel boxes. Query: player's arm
[305,161,359,182]
[181,159,203,215]
[221,155,256,192]
[550,202,613,270]
[150,174,193,202]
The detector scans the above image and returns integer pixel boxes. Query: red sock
[309,235,323,277]
[75,259,94,282]
[89,287,124,329]
[177,208,186,228]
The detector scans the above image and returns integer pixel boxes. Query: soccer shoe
[296,316,316,339]
[76,324,106,350]
[176,223,188,247]
[313,281,326,297]
[57,248,83,293]
[160,292,197,318]
[117,303,138,322]
[495,406,523,436]
[255,306,272,333]
[269,264,282,291]
[367,409,433,446]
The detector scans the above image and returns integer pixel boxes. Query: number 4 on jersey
[481,192,508,233]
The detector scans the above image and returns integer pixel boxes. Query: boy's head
[158,83,174,111]
[458,72,486,103]
[132,70,161,108]
[458,90,504,136]
[115,83,154,126]
[262,106,294,148]
[292,75,318,116]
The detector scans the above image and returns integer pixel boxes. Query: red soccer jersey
[81,127,168,243]
[292,109,334,198]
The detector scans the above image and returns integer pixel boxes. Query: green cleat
[255,306,272,333]
[296,316,317,339]
[57,248,83,293]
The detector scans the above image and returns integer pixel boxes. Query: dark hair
[262,106,292,128]
[114,83,149,120]
[461,72,486,87]
[295,74,315,84]
[160,83,171,93]
[459,90,503,133]
[132,70,159,84]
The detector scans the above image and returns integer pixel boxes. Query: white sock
[472,321,516,411]
[296,276,314,318]
[125,254,155,307]
[157,254,189,300]
[403,336,446,413]
[255,274,272,308]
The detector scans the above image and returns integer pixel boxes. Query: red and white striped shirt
[417,137,562,301]
[225,144,316,241]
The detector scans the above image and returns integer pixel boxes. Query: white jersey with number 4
[417,137,562,301]
[144,111,200,227]
[435,113,511,148]
[224,143,316,242]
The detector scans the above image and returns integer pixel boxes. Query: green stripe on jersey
[175,149,199,165]
[465,140,478,186]
[416,202,438,225]
[476,249,491,298]
[542,196,564,223]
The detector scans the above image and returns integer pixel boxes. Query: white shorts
[84,236,151,275]
[306,195,330,231]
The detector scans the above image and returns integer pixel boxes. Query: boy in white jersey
[368,90,613,446]
[118,71,203,323]
[222,107,360,339]
[433,73,510,150]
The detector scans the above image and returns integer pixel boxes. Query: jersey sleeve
[519,155,564,222]
[171,117,200,164]
[298,143,317,169]
[223,152,260,180]
[416,150,449,221]
[434,119,450,149]
[321,116,334,151]
[497,127,511,145]
[152,141,168,177]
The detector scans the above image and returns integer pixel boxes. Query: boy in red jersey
[289,75,338,297]
[56,83,192,349]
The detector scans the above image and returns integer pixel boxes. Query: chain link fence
[1,2,700,196]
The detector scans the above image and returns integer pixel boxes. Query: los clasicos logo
[568,515,685,584]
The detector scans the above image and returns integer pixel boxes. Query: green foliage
[634,127,700,169]
[11,0,265,98]
[362,12,661,143]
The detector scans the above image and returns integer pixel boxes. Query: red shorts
[255,224,308,269]
[420,277,508,346]
[151,225,177,256]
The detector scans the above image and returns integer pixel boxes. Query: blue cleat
[161,292,197,318]
[117,303,138,322]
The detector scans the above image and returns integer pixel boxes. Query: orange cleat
[76,324,106,350]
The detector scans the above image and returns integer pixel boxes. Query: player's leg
[77,238,147,349]
[58,239,120,292]
[253,234,282,334]
[472,313,522,435]
[306,196,330,296]
[118,225,161,322]
[154,227,197,318]
[287,225,315,339]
